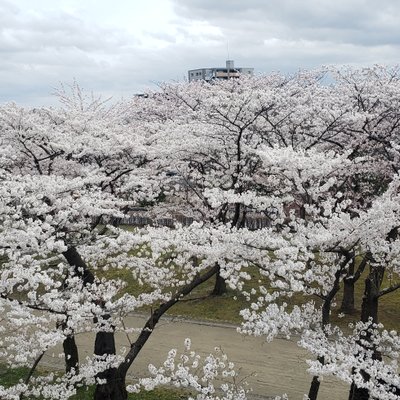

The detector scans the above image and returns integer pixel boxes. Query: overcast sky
[1,0,399,106]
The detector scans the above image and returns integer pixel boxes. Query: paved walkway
[41,314,349,400]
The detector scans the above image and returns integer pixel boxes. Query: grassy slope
[76,225,400,330]
[100,256,400,331]
[169,271,400,331]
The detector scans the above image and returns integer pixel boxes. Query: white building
[188,60,254,82]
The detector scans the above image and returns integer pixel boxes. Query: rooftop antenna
[226,41,232,78]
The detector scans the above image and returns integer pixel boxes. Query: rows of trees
[0,66,399,399]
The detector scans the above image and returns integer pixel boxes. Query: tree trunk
[341,253,370,315]
[348,382,369,400]
[360,277,379,325]
[63,333,79,374]
[94,374,127,400]
[94,328,127,400]
[62,247,95,286]
[308,302,330,400]
[211,268,227,296]
[307,255,350,400]
[61,246,95,377]
[340,257,356,314]
[348,271,381,400]
[62,247,123,398]
[340,277,356,314]
[212,201,244,297]
[117,265,219,385]
[308,357,323,400]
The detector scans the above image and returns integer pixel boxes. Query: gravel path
[41,314,349,400]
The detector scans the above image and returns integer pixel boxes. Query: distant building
[188,60,254,82]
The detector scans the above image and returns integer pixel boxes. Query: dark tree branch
[118,263,219,377]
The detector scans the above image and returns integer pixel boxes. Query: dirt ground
[41,314,349,400]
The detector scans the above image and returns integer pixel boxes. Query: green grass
[98,263,265,324]
[331,268,400,332]
[0,365,188,400]
[164,269,265,324]
[0,366,30,387]
[71,386,188,400]
[174,265,400,331]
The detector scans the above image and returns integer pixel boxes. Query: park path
[41,314,349,400]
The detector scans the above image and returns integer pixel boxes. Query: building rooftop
[188,60,254,82]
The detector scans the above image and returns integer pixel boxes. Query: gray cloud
[170,0,400,76]
[172,0,400,46]
[1,0,399,106]
[0,0,146,105]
